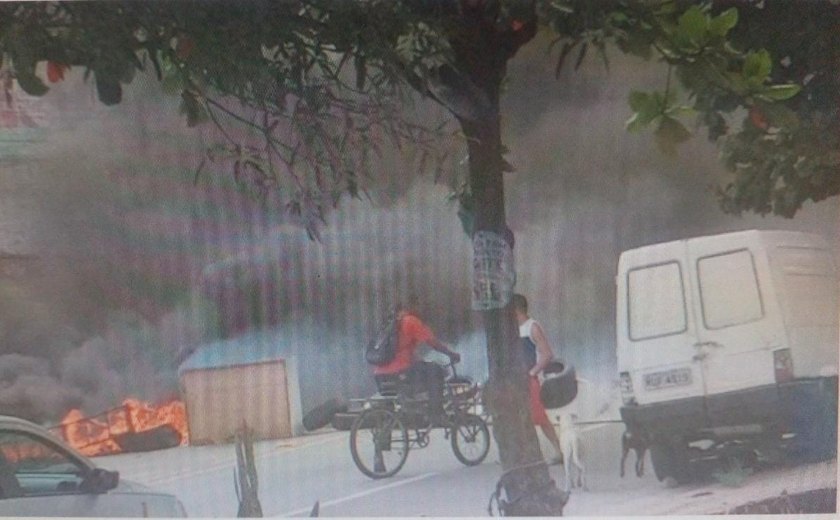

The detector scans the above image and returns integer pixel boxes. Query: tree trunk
[460,113,568,515]
[418,4,565,513]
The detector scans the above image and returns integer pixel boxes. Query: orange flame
[56,398,190,457]
[2,440,55,465]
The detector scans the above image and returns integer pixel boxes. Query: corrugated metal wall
[181,362,291,444]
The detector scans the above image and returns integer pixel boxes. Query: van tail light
[774,348,794,383]
[619,372,636,404]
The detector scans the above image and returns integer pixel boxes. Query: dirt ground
[722,487,836,514]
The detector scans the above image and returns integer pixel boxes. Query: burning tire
[113,424,181,453]
[303,398,349,432]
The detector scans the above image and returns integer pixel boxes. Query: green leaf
[14,69,49,97]
[626,90,663,131]
[610,12,629,24]
[625,112,649,133]
[709,8,738,38]
[9,46,49,97]
[743,49,772,84]
[628,90,650,112]
[666,105,696,118]
[675,6,709,48]
[757,102,800,129]
[725,71,749,95]
[654,116,692,156]
[757,84,801,101]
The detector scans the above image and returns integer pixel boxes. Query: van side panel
[688,234,785,397]
[770,242,839,377]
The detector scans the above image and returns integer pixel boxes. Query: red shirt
[373,313,437,375]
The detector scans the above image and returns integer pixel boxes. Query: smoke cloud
[0,41,836,421]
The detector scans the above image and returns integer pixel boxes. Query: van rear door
[619,241,705,408]
[687,235,783,422]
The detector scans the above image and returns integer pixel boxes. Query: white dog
[547,377,615,492]
[556,410,587,492]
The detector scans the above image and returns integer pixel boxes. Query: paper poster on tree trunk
[472,230,515,311]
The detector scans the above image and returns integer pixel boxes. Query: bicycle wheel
[350,408,409,479]
[450,413,490,466]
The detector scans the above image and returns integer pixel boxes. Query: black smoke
[0,41,836,421]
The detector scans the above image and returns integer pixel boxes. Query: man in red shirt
[373,296,461,423]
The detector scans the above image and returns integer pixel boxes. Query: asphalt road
[96,421,837,517]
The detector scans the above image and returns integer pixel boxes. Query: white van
[616,230,838,483]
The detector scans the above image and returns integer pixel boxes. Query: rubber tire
[113,425,181,452]
[450,413,491,466]
[650,443,669,482]
[331,412,358,431]
[349,408,409,479]
[540,362,578,409]
[793,386,838,462]
[650,439,692,485]
[303,398,348,432]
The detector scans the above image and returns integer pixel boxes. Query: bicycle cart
[349,363,491,479]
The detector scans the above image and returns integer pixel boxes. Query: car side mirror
[80,468,119,494]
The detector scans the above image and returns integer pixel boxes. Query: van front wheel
[650,439,692,485]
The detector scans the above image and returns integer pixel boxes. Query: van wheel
[793,390,838,462]
[650,439,692,485]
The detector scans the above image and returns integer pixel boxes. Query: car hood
[114,478,181,496]
[113,478,152,493]
[111,478,188,516]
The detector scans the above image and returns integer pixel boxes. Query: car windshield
[0,430,86,477]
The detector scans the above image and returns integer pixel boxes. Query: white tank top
[519,318,536,340]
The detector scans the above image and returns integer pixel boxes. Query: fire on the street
[53,398,190,456]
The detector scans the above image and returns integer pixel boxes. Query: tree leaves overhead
[1,0,836,226]
[0,0,467,238]
[601,0,837,216]
[626,88,693,156]
[710,0,840,216]
[742,49,772,87]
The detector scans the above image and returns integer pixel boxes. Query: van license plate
[644,368,692,390]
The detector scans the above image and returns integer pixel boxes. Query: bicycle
[349,362,491,479]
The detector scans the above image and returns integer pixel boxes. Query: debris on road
[234,424,263,517]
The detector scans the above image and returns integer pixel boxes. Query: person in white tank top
[512,294,564,465]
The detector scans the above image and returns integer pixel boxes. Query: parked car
[0,415,187,517]
[616,230,838,483]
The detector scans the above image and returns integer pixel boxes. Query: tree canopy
[2,1,836,231]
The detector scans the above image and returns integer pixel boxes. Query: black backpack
[365,312,399,366]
